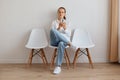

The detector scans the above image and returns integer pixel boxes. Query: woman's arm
[62,21,71,37]
[51,20,63,30]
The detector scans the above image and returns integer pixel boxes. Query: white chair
[25,28,48,65]
[72,28,95,68]
[49,29,71,69]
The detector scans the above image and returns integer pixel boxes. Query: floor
[0,63,120,80]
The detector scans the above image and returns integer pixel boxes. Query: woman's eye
[59,12,64,13]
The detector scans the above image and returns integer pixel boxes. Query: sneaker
[67,42,71,46]
[67,42,77,51]
[53,66,61,74]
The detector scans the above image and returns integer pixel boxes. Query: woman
[50,7,71,74]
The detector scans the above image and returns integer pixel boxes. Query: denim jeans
[50,28,69,66]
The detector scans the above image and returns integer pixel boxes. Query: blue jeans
[50,28,69,66]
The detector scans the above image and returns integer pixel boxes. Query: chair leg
[65,49,70,65]
[73,48,80,68]
[39,49,46,65]
[86,48,94,68]
[64,50,70,69]
[50,48,57,68]
[41,48,48,65]
[28,49,34,65]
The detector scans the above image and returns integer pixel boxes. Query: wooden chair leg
[41,48,48,65]
[50,48,57,68]
[39,49,46,65]
[73,48,80,68]
[64,51,70,69]
[86,48,94,68]
[65,49,70,65]
[28,49,34,65]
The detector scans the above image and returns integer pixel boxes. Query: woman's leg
[50,29,60,46]
[50,28,69,46]
[56,41,67,66]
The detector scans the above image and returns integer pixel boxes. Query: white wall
[0,0,109,63]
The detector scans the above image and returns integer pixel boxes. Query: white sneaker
[53,66,61,74]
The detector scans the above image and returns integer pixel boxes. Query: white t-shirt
[51,19,71,42]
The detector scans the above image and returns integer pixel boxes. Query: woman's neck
[58,17,63,21]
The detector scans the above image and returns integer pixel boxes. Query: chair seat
[49,45,69,48]
[73,43,95,48]
[26,42,48,49]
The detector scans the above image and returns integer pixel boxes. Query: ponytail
[64,16,66,20]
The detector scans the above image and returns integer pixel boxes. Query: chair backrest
[26,28,48,49]
[67,28,72,41]
[72,28,95,48]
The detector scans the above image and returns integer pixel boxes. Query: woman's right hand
[57,22,62,30]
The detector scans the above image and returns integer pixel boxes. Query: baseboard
[0,57,108,63]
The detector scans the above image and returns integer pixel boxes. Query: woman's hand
[57,22,66,30]
[62,22,66,30]
[57,23,62,30]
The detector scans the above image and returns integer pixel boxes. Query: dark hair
[57,7,66,20]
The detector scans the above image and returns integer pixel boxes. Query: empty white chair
[72,28,95,68]
[26,28,48,65]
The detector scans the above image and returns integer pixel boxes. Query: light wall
[0,0,109,63]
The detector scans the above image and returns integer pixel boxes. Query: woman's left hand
[62,22,66,30]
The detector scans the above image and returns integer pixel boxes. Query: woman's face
[58,9,66,19]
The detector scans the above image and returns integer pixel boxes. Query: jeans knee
[50,28,53,33]
[50,28,55,35]
[58,42,64,47]
[50,28,56,35]
[51,28,56,32]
